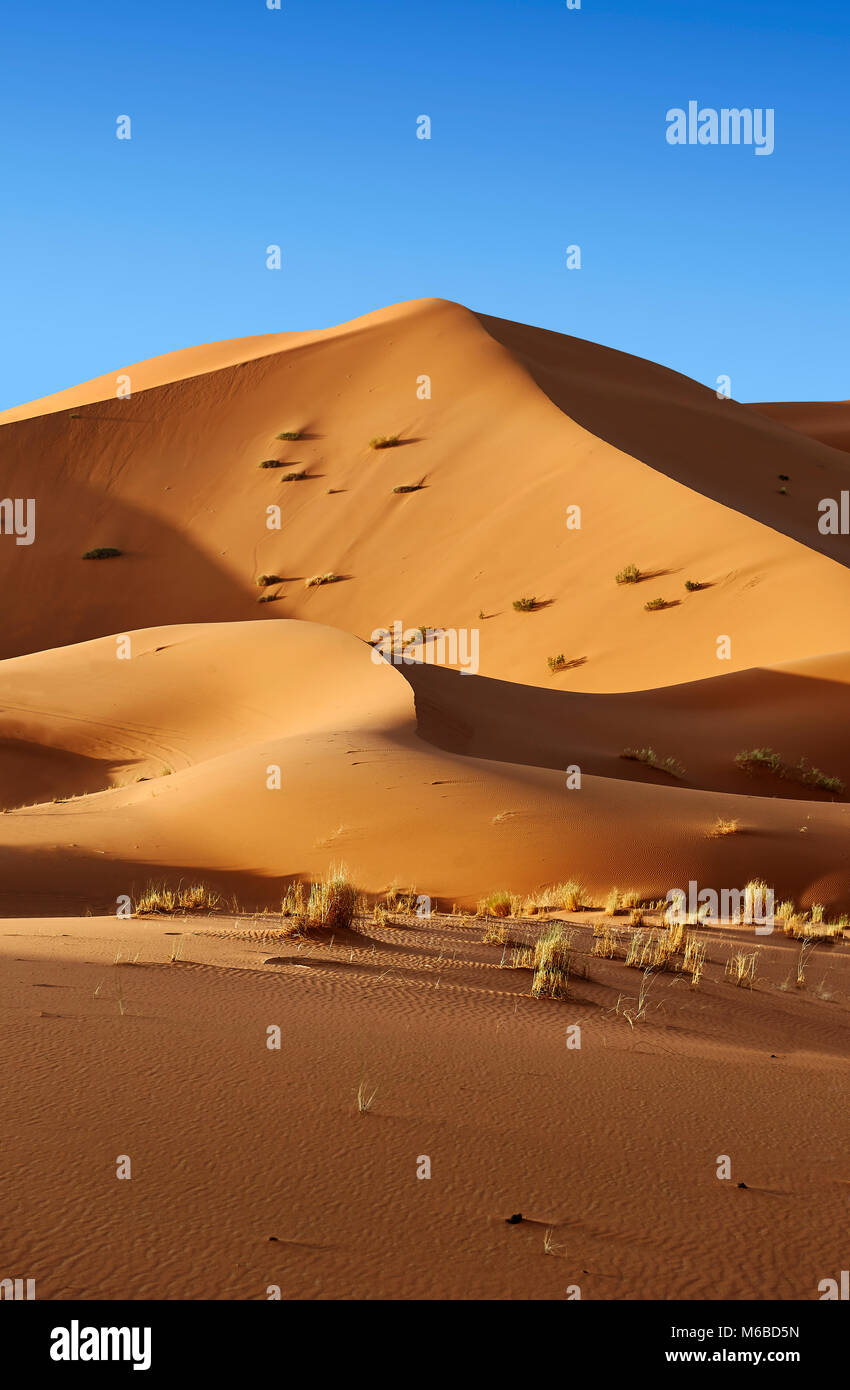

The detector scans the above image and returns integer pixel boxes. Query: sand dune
[1,299,848,1302]
[749,399,850,456]
[2,298,850,695]
[0,618,848,918]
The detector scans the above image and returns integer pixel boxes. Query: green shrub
[615,564,641,584]
[513,597,537,612]
[370,435,400,449]
[276,431,303,441]
[644,597,669,611]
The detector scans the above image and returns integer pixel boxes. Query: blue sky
[1,0,847,408]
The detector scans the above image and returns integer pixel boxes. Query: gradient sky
[1,0,847,409]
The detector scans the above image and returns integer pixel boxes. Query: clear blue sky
[1,0,847,408]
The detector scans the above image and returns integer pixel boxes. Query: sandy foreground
[1,907,847,1301]
[0,298,848,1301]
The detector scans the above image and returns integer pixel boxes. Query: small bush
[392,483,422,494]
[305,572,339,588]
[370,435,400,449]
[644,597,669,611]
[548,653,567,673]
[621,747,685,779]
[615,564,641,585]
[82,547,121,559]
[477,890,521,919]
[707,816,740,837]
[258,459,283,469]
[134,882,221,914]
[276,431,303,441]
[256,574,283,587]
[735,748,844,795]
[735,747,783,775]
[281,470,308,482]
[513,597,537,612]
[530,881,586,913]
[531,925,575,999]
[684,580,704,592]
[281,867,357,932]
[725,949,758,989]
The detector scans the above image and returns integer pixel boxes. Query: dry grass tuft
[725,949,759,989]
[134,882,221,915]
[477,890,522,919]
[707,816,740,837]
[530,924,575,999]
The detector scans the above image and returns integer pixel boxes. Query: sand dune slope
[1,619,848,916]
[2,299,850,693]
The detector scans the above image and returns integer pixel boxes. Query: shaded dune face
[0,297,848,910]
[0,618,848,915]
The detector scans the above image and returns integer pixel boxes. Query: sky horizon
[2,0,848,410]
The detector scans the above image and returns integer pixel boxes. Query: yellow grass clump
[281,867,358,933]
[725,949,759,989]
[134,882,221,915]
[531,925,575,999]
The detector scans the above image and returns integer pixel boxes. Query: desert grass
[783,916,844,941]
[356,1079,378,1113]
[684,579,705,591]
[707,816,740,837]
[682,935,706,988]
[742,879,771,924]
[529,881,586,913]
[478,890,522,920]
[256,573,283,587]
[304,572,340,587]
[134,882,221,915]
[795,940,818,988]
[82,547,122,559]
[276,430,303,440]
[621,747,686,779]
[392,483,422,494]
[384,885,419,913]
[369,435,400,449]
[547,653,568,673]
[735,748,845,795]
[280,868,357,934]
[512,596,538,612]
[530,924,575,1000]
[258,458,283,468]
[592,922,620,958]
[615,966,659,1026]
[615,564,641,584]
[643,597,671,611]
[725,948,759,989]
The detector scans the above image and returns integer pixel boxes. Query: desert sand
[0,298,847,1300]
